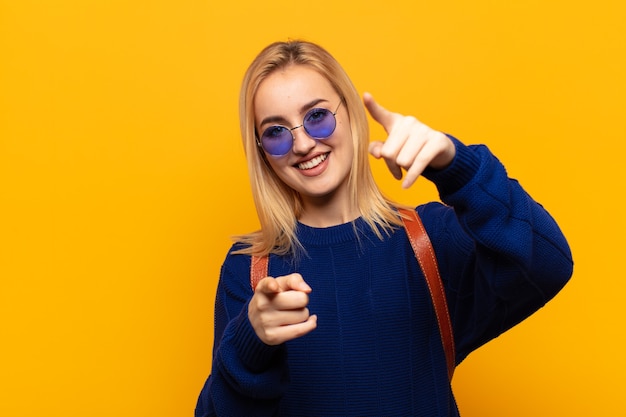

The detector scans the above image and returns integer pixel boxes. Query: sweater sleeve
[195,252,289,417]
[421,135,574,363]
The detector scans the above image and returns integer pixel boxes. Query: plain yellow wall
[1,0,624,415]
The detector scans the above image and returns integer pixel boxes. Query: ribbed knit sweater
[195,138,573,416]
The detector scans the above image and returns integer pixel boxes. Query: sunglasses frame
[256,100,343,157]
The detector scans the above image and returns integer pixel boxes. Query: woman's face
[254,65,353,206]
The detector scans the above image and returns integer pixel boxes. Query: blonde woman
[195,40,573,416]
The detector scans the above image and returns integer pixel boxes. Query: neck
[298,195,360,228]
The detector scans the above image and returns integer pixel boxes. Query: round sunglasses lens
[261,126,293,156]
[303,109,336,138]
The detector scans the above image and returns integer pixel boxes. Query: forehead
[254,65,336,117]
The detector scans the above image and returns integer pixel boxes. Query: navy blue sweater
[195,138,573,416]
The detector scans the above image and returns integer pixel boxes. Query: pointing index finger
[279,273,312,293]
[256,277,280,295]
[363,92,395,133]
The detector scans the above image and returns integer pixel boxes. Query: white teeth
[297,153,328,170]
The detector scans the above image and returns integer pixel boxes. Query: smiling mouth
[296,152,329,170]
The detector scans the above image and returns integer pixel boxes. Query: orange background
[1,0,625,415]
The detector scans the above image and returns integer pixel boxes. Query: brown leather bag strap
[250,208,455,380]
[250,254,269,291]
[399,207,455,380]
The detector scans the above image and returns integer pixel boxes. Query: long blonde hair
[235,40,403,257]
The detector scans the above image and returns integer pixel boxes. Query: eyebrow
[258,98,330,127]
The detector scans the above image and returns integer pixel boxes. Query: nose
[291,126,316,155]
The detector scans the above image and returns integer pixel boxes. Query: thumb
[363,92,395,133]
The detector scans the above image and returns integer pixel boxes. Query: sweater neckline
[295,217,376,246]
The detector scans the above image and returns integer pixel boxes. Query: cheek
[266,150,290,166]
[266,158,293,183]
[335,124,356,157]
[266,158,282,175]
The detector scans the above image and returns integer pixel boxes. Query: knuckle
[405,115,417,124]
[380,146,395,160]
[264,328,280,345]
[296,292,309,306]
[258,313,272,328]
[255,297,271,311]
[427,129,444,142]
[396,153,412,168]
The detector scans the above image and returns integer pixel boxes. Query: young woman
[195,40,573,416]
